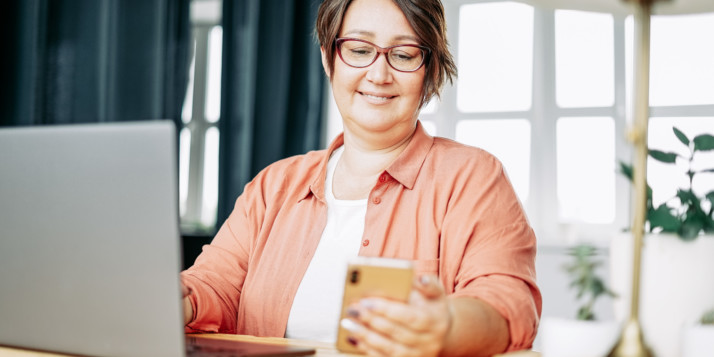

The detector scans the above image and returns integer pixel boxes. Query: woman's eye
[391,51,416,62]
[395,53,414,60]
[348,47,374,57]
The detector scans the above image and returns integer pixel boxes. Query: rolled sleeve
[180,192,255,333]
[452,222,541,351]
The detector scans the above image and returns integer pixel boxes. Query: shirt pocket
[411,259,439,276]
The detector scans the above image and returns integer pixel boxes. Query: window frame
[180,0,223,235]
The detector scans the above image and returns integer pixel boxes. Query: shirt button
[362,239,370,247]
[372,197,381,204]
[379,174,388,183]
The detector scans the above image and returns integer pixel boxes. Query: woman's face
[324,0,426,143]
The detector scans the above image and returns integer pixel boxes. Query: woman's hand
[340,274,453,357]
[182,282,194,325]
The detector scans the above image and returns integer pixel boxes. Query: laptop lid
[0,121,186,357]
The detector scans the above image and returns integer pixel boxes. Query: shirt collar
[300,121,434,202]
[301,133,345,203]
[384,121,434,190]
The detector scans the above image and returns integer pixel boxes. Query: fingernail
[340,318,360,332]
[360,299,376,310]
[347,336,358,346]
[419,275,430,285]
[346,307,360,318]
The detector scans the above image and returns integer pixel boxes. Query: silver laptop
[0,122,314,357]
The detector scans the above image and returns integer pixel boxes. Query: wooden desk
[0,334,541,356]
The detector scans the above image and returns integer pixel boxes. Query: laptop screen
[0,121,186,357]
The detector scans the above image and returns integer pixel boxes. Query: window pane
[182,39,197,124]
[648,117,714,208]
[455,119,531,201]
[420,98,438,115]
[205,26,223,123]
[179,128,191,217]
[556,117,615,224]
[626,14,714,106]
[457,2,533,112]
[555,10,614,108]
[201,127,219,228]
[651,14,714,106]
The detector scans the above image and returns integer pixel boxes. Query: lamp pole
[608,0,667,356]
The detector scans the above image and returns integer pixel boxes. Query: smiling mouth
[360,92,396,102]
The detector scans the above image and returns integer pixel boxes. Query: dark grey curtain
[0,0,190,127]
[218,0,326,224]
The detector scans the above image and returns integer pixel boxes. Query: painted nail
[360,299,376,310]
[347,336,358,346]
[340,318,360,332]
[346,307,360,318]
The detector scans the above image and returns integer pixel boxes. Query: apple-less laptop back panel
[0,121,185,357]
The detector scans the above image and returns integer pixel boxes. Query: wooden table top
[0,333,541,356]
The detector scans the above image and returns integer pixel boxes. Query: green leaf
[693,134,714,152]
[679,219,703,241]
[649,149,679,163]
[673,127,690,147]
[706,191,714,205]
[577,307,595,321]
[618,161,633,181]
[677,189,699,205]
[649,204,680,232]
[701,308,714,325]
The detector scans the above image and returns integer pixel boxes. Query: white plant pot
[610,233,714,357]
[540,317,619,357]
[681,323,714,357]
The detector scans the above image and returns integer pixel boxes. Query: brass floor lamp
[525,0,714,355]
[607,1,658,356]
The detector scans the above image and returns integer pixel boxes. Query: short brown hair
[316,0,457,108]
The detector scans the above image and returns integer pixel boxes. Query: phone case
[335,257,414,353]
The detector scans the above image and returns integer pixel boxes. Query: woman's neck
[332,126,416,200]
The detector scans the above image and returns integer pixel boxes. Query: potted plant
[681,308,714,357]
[541,244,619,357]
[617,126,714,239]
[610,127,714,356]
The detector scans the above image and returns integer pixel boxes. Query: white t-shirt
[284,146,368,342]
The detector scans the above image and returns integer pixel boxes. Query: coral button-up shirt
[181,122,541,351]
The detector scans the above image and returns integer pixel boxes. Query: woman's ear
[320,46,331,80]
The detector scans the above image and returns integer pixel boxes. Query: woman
[181,0,541,355]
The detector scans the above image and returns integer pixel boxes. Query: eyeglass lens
[338,40,425,72]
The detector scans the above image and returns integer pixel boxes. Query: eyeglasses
[335,38,430,73]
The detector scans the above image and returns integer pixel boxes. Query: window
[322,1,714,245]
[555,10,614,108]
[556,117,615,224]
[179,0,222,234]
[457,2,534,112]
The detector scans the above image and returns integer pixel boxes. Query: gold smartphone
[335,257,414,353]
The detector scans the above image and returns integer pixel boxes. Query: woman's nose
[365,53,393,84]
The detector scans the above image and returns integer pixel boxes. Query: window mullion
[184,26,212,230]
[613,14,632,237]
[528,7,559,244]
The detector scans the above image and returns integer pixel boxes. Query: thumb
[413,274,444,300]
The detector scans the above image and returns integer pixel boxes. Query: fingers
[340,318,421,357]
[359,298,434,333]
[338,274,451,356]
[411,274,444,300]
[341,295,449,356]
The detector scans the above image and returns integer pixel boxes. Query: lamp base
[607,319,653,357]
